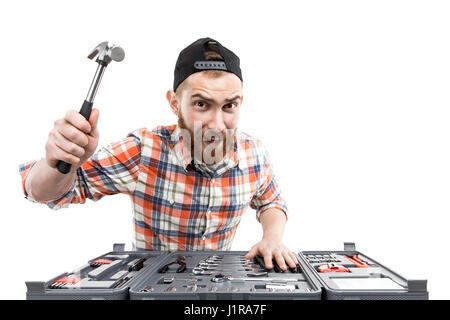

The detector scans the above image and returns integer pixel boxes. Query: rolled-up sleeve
[249,147,288,222]
[19,159,41,203]
[18,130,142,210]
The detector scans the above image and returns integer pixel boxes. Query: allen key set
[26,242,428,300]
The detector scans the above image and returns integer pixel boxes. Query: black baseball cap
[173,37,243,92]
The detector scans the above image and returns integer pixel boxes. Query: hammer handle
[56,100,93,174]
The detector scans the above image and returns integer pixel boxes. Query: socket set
[129,251,321,300]
[26,242,428,300]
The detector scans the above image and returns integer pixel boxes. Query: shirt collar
[170,125,242,173]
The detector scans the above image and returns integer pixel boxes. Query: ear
[166,90,180,116]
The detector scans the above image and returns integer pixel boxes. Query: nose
[206,109,226,132]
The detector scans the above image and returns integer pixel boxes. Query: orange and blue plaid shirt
[19,125,288,251]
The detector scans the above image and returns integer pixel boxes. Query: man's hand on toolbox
[245,207,297,271]
[245,238,299,272]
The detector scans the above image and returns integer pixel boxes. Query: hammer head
[88,41,125,65]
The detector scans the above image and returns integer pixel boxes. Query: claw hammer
[56,41,125,174]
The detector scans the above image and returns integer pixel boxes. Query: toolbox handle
[113,243,126,252]
[344,242,356,251]
[407,279,427,292]
[25,281,46,294]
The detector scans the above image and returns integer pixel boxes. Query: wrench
[210,273,302,283]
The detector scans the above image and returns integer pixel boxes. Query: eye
[223,103,238,110]
[194,101,206,108]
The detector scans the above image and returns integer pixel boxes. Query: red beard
[177,113,236,164]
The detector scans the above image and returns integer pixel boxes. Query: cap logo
[194,61,227,71]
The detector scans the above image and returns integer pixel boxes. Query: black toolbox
[26,242,428,300]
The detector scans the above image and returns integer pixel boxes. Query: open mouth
[203,136,222,144]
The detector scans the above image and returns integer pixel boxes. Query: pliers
[158,256,187,273]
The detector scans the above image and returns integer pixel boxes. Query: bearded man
[19,37,298,271]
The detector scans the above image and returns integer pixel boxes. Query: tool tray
[129,251,322,300]
[298,242,428,300]
[25,244,167,300]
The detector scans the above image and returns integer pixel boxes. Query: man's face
[167,71,243,164]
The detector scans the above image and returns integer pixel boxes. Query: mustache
[178,116,235,141]
[197,128,234,141]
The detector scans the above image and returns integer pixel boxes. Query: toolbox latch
[344,242,356,251]
[113,243,126,252]
[25,281,46,294]
[407,279,427,292]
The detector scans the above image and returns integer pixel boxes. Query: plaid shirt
[19,125,288,251]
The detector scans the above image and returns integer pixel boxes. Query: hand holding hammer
[46,42,124,174]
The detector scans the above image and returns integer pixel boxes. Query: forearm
[25,159,76,202]
[259,208,287,241]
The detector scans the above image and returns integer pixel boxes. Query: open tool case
[26,244,167,300]
[129,251,322,300]
[25,242,428,300]
[298,242,428,300]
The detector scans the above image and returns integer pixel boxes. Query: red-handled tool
[90,258,114,267]
[49,276,81,289]
[318,263,349,273]
[344,255,369,268]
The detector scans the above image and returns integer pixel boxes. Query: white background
[0,0,449,300]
